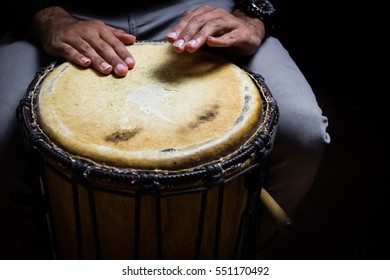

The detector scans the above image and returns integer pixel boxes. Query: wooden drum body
[17,42,278,259]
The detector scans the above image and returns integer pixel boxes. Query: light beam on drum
[126,83,178,125]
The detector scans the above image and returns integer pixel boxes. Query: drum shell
[41,161,250,259]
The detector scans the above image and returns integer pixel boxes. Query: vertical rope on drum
[246,189,259,259]
[71,178,83,259]
[134,194,141,260]
[155,194,163,259]
[238,190,256,259]
[38,160,59,260]
[195,190,208,259]
[233,207,245,259]
[87,186,101,259]
[241,167,262,259]
[214,182,225,259]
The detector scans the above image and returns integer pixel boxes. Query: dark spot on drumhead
[235,95,252,124]
[105,128,141,142]
[198,110,217,121]
[161,148,177,152]
[189,105,219,129]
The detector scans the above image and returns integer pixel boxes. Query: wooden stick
[259,188,294,234]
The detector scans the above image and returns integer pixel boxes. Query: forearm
[29,6,76,41]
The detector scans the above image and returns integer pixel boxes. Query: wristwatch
[234,0,277,36]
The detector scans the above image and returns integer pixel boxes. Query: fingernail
[115,64,127,71]
[173,39,185,48]
[124,57,134,65]
[101,62,112,70]
[81,57,90,64]
[167,32,177,39]
[188,39,197,46]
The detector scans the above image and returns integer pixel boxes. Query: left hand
[166,4,266,55]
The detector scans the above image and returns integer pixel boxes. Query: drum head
[36,41,263,170]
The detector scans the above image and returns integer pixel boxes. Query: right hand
[30,6,136,77]
[166,4,266,56]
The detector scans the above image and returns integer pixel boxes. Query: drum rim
[17,43,279,191]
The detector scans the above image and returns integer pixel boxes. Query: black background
[269,0,390,259]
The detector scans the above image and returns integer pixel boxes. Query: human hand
[166,4,266,55]
[30,6,136,77]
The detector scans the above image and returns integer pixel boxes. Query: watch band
[234,0,277,36]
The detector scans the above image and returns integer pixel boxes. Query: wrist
[232,9,266,42]
[234,0,276,37]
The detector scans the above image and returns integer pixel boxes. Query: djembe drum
[17,41,278,260]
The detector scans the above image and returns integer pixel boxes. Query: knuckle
[207,18,223,28]
[213,8,227,14]
[57,45,74,57]
[181,12,192,21]
[182,30,195,39]
[76,40,90,52]
[86,19,105,27]
[95,41,110,53]
[191,14,206,25]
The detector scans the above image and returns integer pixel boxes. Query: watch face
[252,0,276,15]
